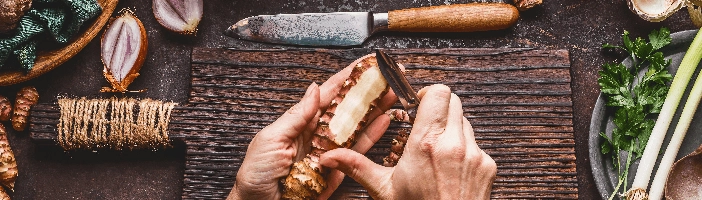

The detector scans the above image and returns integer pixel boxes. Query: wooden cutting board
[30,47,577,199]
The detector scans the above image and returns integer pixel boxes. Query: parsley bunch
[597,27,672,200]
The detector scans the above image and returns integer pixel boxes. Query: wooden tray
[30,47,577,199]
[0,0,119,86]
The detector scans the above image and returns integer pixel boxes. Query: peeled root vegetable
[11,86,38,131]
[152,0,203,35]
[100,10,148,93]
[281,55,389,200]
[0,124,17,191]
[0,96,10,122]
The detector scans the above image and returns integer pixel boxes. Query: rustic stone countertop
[0,0,697,199]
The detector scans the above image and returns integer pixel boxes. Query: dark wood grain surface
[30,47,576,199]
[0,0,699,199]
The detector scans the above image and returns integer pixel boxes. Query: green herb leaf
[623,30,634,53]
[649,27,672,50]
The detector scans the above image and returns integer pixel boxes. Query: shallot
[153,0,203,35]
[100,10,148,93]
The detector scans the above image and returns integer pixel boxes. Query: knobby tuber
[514,0,542,11]
[0,124,17,191]
[0,186,9,200]
[382,109,412,167]
[0,0,32,34]
[100,10,148,93]
[152,0,203,35]
[11,86,38,131]
[281,55,389,200]
[0,96,10,122]
[383,129,408,167]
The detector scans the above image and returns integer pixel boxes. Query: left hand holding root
[227,61,398,200]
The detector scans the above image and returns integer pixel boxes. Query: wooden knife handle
[387,3,519,32]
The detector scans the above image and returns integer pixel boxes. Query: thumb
[264,82,320,139]
[319,148,392,198]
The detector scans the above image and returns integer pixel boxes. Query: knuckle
[446,145,467,160]
[464,148,482,161]
[418,134,439,154]
[435,139,466,160]
[481,153,498,174]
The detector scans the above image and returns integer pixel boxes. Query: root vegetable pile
[12,86,38,131]
[281,55,389,200]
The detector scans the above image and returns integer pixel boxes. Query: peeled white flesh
[101,13,143,83]
[627,0,684,22]
[153,0,203,34]
[328,65,387,144]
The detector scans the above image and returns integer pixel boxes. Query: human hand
[227,54,398,200]
[319,84,497,200]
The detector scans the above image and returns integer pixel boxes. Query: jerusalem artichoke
[0,0,32,34]
[0,96,10,122]
[382,109,412,167]
[12,86,38,131]
[0,186,9,200]
[0,124,17,191]
[383,129,408,167]
[514,0,542,11]
[281,54,389,200]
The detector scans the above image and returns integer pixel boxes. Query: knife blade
[225,3,519,46]
[375,49,419,121]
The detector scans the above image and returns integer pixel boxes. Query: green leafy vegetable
[598,27,673,200]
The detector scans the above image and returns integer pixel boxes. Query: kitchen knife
[225,3,519,46]
[375,49,419,122]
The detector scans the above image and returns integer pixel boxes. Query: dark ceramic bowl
[589,30,702,200]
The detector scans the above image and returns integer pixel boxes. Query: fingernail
[303,82,318,98]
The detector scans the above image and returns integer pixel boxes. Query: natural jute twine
[57,98,177,150]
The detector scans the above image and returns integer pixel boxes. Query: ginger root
[281,54,389,200]
[0,124,17,191]
[12,86,38,131]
